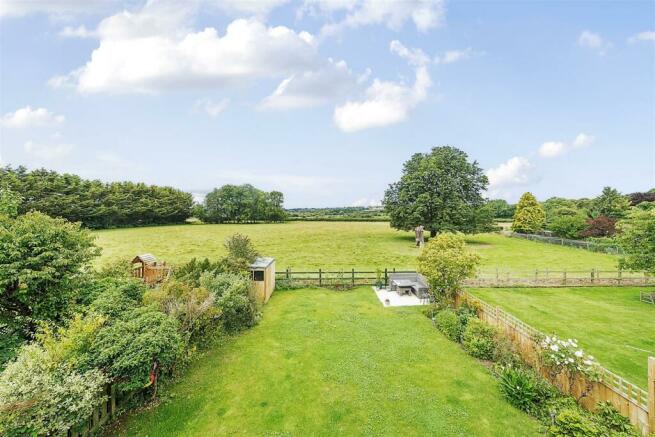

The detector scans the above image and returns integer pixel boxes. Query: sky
[0,0,654,208]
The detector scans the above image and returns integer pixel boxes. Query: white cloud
[333,66,430,132]
[539,133,595,158]
[59,25,96,38]
[259,58,355,110]
[486,156,533,197]
[96,151,139,169]
[572,133,594,148]
[194,98,230,117]
[24,140,73,160]
[302,0,445,36]
[333,40,431,132]
[435,47,474,64]
[628,31,655,44]
[0,0,118,18]
[577,30,610,54]
[389,40,429,66]
[351,197,381,207]
[51,2,321,94]
[1,106,65,128]
[538,141,567,158]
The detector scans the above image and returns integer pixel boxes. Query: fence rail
[509,232,624,254]
[455,291,654,436]
[276,268,655,288]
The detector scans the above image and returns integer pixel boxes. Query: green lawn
[471,287,655,388]
[112,288,540,436]
[94,221,619,273]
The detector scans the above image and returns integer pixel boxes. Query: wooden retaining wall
[456,291,654,436]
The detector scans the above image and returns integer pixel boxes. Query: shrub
[90,307,183,392]
[144,280,220,342]
[0,211,99,338]
[461,318,497,360]
[0,343,108,436]
[200,272,259,333]
[548,408,601,437]
[89,279,145,319]
[175,258,226,286]
[498,366,555,417]
[435,309,464,342]
[417,233,480,302]
[580,215,617,238]
[224,233,259,264]
[594,401,639,436]
[549,215,587,239]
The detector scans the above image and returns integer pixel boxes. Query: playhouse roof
[132,253,157,265]
[249,257,274,270]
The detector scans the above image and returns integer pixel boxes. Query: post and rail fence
[455,290,655,436]
[276,268,655,288]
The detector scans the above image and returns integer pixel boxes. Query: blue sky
[1,0,653,208]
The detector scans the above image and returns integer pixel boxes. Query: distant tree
[484,199,515,219]
[0,187,21,218]
[0,212,99,338]
[204,184,285,223]
[549,214,587,239]
[628,191,655,206]
[511,192,545,233]
[383,146,490,237]
[617,208,655,273]
[224,233,259,264]
[417,233,480,302]
[591,187,630,219]
[542,197,580,224]
[580,215,617,238]
[191,203,207,221]
[0,166,193,228]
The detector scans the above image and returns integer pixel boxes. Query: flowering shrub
[539,335,600,381]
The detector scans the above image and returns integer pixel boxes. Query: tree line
[195,184,286,223]
[0,166,193,228]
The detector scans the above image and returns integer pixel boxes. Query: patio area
[372,287,427,307]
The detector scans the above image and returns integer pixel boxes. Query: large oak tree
[383,146,491,236]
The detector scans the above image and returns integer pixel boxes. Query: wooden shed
[249,257,275,304]
[132,253,170,285]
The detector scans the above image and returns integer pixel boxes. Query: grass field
[112,288,540,436]
[471,287,655,388]
[94,221,619,273]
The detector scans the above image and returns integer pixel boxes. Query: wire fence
[509,232,624,254]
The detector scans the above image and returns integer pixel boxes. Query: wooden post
[648,356,654,433]
[351,268,355,286]
[591,269,595,284]
[318,269,322,287]
[110,384,116,418]
[384,268,388,287]
[534,269,538,282]
[563,270,567,285]
[286,268,290,280]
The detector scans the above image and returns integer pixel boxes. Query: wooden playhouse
[249,257,276,303]
[132,253,171,285]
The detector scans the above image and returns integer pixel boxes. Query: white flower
[550,345,559,352]
[575,350,583,358]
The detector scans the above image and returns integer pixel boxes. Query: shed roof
[249,257,275,270]
[132,253,157,265]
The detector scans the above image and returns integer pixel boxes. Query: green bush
[594,401,639,436]
[548,408,601,437]
[89,279,145,319]
[90,307,183,392]
[461,318,496,360]
[549,215,587,239]
[498,366,555,417]
[143,279,220,342]
[435,310,465,342]
[0,343,108,436]
[200,272,259,333]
